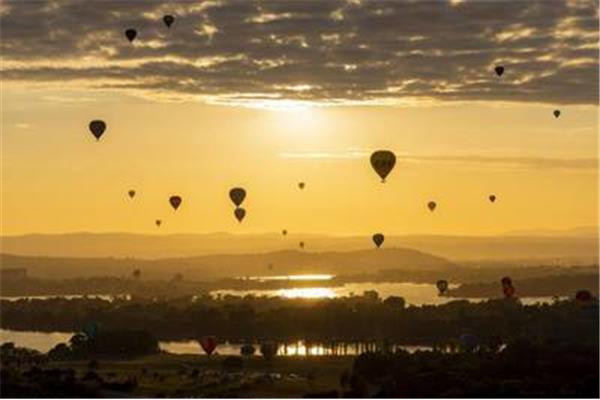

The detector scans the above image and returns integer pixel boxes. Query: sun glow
[277,287,336,299]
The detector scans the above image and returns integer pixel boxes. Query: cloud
[1,0,598,106]
[280,150,598,170]
[280,150,369,159]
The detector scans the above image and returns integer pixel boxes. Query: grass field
[51,353,353,397]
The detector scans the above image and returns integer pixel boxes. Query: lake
[0,329,431,356]
[209,280,559,306]
[1,280,558,306]
[0,279,559,355]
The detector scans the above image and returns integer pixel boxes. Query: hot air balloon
[155,219,162,227]
[501,276,515,298]
[259,341,278,360]
[125,28,137,42]
[436,279,449,295]
[501,276,512,287]
[88,120,106,141]
[229,187,246,207]
[370,150,396,182]
[234,207,246,222]
[372,233,384,248]
[575,289,593,304]
[553,109,561,118]
[298,182,306,190]
[128,190,136,199]
[169,195,182,210]
[489,194,496,203]
[427,201,437,212]
[459,334,479,352]
[199,336,218,355]
[240,344,256,356]
[82,322,99,340]
[299,241,305,249]
[282,229,288,236]
[495,65,504,76]
[163,15,175,28]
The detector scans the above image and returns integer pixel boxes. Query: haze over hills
[0,248,454,280]
[1,228,598,263]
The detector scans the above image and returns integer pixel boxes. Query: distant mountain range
[1,228,598,262]
[0,248,454,280]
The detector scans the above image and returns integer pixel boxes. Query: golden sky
[1,0,598,236]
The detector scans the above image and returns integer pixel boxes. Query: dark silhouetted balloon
[163,15,175,28]
[427,201,437,212]
[459,334,479,352]
[82,322,99,340]
[553,109,561,118]
[372,233,384,248]
[88,120,106,140]
[125,28,137,42]
[128,190,136,199]
[436,279,449,294]
[501,276,515,298]
[282,229,288,236]
[234,207,246,222]
[155,219,161,227]
[259,341,278,360]
[575,289,592,304]
[199,336,217,355]
[370,150,396,182]
[299,241,305,249]
[489,194,496,203]
[169,195,182,210]
[495,65,504,76]
[240,344,256,356]
[298,182,305,190]
[229,187,246,207]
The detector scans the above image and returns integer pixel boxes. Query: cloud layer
[1,0,598,106]
[280,151,598,170]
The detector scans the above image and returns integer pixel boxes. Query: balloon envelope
[553,109,561,118]
[163,15,174,28]
[575,290,592,303]
[128,190,136,199]
[372,233,384,248]
[260,341,278,360]
[282,229,287,236]
[199,336,218,355]
[495,65,504,76]
[298,182,305,190]
[88,120,106,140]
[501,276,515,298]
[370,150,396,182]
[155,219,161,227]
[299,241,305,249]
[82,322,99,340]
[459,334,479,352]
[169,196,182,210]
[125,28,137,42]
[427,201,437,212]
[234,207,246,222]
[489,194,496,203]
[501,276,512,287]
[229,187,246,206]
[436,280,449,294]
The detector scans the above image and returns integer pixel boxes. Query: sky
[1,0,598,236]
